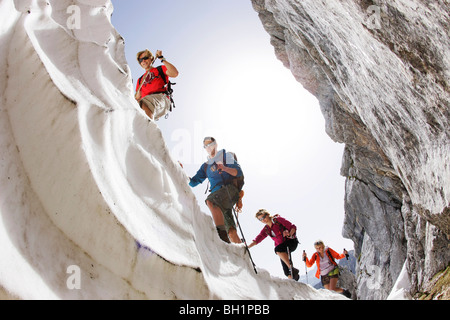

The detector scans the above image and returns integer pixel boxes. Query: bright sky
[110,0,353,279]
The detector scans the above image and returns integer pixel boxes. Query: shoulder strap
[222,149,238,165]
[156,65,176,117]
[264,225,271,237]
[156,65,168,84]
[326,249,337,265]
[272,215,284,228]
[136,70,150,93]
[203,162,210,194]
[266,216,284,238]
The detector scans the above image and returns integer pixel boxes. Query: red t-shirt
[136,65,168,98]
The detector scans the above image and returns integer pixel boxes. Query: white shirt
[319,247,335,276]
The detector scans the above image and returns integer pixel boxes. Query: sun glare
[197,55,323,177]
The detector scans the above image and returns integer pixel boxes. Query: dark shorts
[321,267,340,286]
[274,237,299,254]
[206,184,239,231]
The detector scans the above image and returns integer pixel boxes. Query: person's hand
[135,91,141,100]
[216,162,238,176]
[155,50,163,59]
[216,162,225,173]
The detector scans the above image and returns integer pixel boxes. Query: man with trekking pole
[188,137,244,244]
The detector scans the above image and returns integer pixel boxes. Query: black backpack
[221,149,244,191]
[156,65,176,115]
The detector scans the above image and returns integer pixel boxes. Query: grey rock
[251,0,449,299]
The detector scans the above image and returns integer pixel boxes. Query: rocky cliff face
[251,0,449,299]
[1,0,347,300]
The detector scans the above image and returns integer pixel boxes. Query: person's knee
[329,278,339,290]
[228,227,237,237]
[140,103,154,119]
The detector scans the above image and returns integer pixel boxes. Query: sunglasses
[258,214,268,221]
[139,56,151,63]
[203,141,216,149]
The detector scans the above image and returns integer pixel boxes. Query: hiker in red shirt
[135,49,179,120]
[248,209,299,280]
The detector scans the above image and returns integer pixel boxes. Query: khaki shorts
[140,93,170,120]
[206,185,239,232]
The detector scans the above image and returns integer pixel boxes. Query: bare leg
[276,251,292,279]
[206,200,224,226]
[328,277,344,293]
[140,102,154,120]
[207,200,229,243]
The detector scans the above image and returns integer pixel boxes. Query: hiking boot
[342,289,352,299]
[216,227,230,243]
[292,268,300,281]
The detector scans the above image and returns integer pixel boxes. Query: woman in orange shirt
[303,240,351,298]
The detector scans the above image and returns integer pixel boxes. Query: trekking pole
[219,172,258,274]
[286,246,294,280]
[303,250,308,284]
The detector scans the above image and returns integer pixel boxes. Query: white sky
[110,0,353,279]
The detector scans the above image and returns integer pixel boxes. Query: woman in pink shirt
[248,209,299,280]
